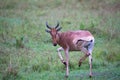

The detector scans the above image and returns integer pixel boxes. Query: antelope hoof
[79,62,82,67]
[89,74,92,78]
[65,75,68,78]
[63,61,66,66]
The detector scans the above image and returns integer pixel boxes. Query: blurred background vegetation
[0,0,120,80]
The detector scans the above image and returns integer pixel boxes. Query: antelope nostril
[53,44,57,46]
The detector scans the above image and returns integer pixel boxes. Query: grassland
[0,0,120,80]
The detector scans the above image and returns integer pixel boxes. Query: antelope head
[45,22,62,46]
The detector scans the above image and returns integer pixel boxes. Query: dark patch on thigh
[84,43,90,50]
[76,39,93,50]
[84,40,93,50]
[76,39,84,47]
[76,39,84,44]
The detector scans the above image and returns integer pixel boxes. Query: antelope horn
[55,22,59,29]
[46,22,51,29]
[57,27,62,31]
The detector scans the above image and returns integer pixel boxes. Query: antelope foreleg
[65,49,69,78]
[57,47,66,66]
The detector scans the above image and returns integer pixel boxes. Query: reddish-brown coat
[57,30,94,51]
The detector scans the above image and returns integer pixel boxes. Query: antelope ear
[57,27,62,31]
[45,29,50,33]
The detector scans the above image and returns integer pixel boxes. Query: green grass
[0,0,120,80]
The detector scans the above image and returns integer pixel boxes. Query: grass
[0,0,120,80]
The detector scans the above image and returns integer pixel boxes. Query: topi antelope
[45,22,95,78]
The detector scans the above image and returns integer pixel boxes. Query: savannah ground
[0,0,120,80]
